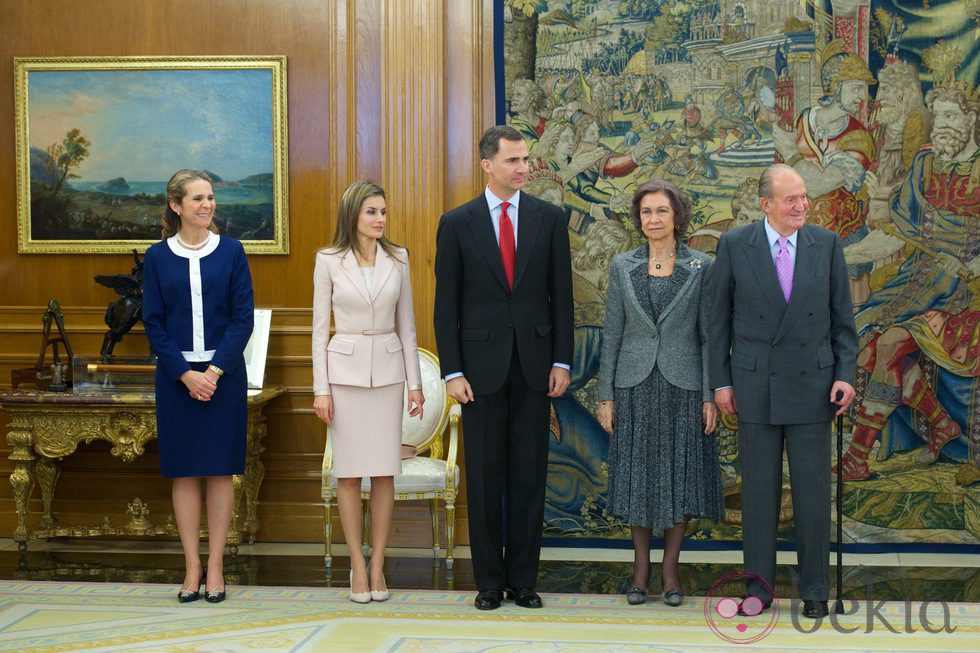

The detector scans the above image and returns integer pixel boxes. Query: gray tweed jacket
[597,243,713,402]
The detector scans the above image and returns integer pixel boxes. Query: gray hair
[758,163,798,199]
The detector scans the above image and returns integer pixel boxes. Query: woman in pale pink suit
[312,181,424,603]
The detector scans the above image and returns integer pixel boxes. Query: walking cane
[834,408,845,615]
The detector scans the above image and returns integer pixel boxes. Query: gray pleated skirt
[606,367,723,530]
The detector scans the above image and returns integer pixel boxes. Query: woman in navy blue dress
[142,169,254,604]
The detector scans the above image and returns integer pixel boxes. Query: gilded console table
[1,385,285,553]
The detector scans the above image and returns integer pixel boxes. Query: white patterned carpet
[1,581,978,652]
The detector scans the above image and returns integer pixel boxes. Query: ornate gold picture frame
[14,56,289,254]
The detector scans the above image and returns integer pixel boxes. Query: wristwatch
[207,364,224,377]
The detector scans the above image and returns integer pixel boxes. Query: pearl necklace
[650,250,675,270]
[175,232,211,251]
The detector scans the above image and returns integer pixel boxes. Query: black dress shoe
[475,589,503,610]
[737,594,772,616]
[802,599,829,618]
[506,587,543,608]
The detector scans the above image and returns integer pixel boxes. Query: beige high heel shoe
[349,569,371,604]
[370,581,389,602]
[369,559,389,602]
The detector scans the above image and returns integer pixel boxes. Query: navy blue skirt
[156,361,247,478]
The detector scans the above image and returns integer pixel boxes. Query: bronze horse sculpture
[95,249,144,359]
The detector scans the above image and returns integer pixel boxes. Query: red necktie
[499,201,515,289]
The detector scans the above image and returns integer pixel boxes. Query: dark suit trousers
[738,421,831,602]
[460,345,550,591]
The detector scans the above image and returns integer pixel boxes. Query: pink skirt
[330,382,403,478]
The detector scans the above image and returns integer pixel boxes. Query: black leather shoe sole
[737,595,772,616]
[802,600,829,618]
[475,590,503,610]
[515,595,543,608]
[506,588,543,608]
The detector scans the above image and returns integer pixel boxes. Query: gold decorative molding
[29,409,155,461]
[0,386,285,552]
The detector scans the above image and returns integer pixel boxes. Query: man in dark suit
[708,163,858,619]
[434,125,574,610]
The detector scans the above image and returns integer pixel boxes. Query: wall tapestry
[501,0,979,546]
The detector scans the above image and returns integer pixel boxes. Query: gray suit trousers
[738,421,831,602]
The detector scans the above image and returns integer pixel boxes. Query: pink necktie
[499,202,515,289]
[776,236,793,302]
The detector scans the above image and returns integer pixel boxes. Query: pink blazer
[312,245,422,392]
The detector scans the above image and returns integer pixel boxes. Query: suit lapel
[512,194,542,291]
[464,197,511,292]
[623,247,657,330]
[339,250,371,304]
[773,225,817,343]
[657,245,700,322]
[371,245,395,302]
[745,220,787,315]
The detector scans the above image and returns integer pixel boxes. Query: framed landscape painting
[14,56,289,254]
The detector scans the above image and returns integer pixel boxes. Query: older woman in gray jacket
[597,178,722,607]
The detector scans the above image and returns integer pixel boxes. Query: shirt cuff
[447,366,569,380]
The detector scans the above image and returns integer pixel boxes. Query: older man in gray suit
[708,164,858,619]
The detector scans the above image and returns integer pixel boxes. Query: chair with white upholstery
[322,348,460,569]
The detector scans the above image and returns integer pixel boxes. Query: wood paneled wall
[0,0,495,544]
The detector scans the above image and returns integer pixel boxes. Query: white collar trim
[166,233,221,259]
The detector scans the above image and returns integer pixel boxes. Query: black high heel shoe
[204,571,226,604]
[178,570,207,604]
